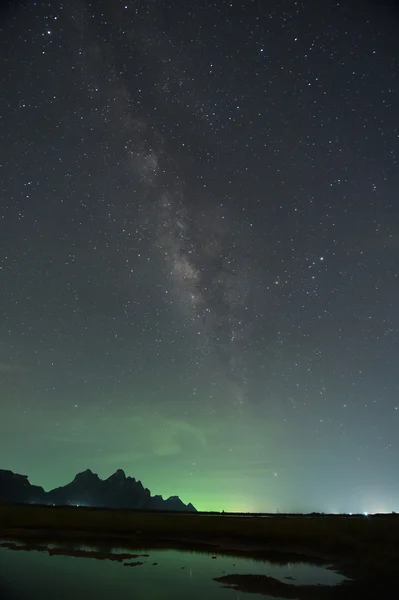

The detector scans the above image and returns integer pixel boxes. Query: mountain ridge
[0,468,197,512]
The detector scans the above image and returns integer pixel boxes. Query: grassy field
[1,503,398,559]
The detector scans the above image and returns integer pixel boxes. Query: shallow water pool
[0,538,347,599]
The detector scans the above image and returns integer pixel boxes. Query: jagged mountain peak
[0,468,197,512]
[73,469,99,482]
[106,469,126,481]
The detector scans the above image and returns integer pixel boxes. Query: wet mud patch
[214,573,360,599]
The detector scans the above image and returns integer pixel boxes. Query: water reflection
[0,538,347,599]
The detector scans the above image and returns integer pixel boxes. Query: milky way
[67,3,258,405]
[158,194,256,400]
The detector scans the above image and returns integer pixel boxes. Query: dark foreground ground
[1,504,398,598]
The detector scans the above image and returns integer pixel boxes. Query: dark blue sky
[0,0,398,512]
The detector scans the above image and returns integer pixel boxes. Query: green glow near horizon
[2,376,398,514]
[1,381,283,513]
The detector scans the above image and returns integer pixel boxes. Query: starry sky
[0,0,398,513]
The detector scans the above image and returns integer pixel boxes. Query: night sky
[1,0,398,513]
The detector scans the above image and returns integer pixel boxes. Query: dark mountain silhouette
[0,470,45,504]
[0,468,196,512]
